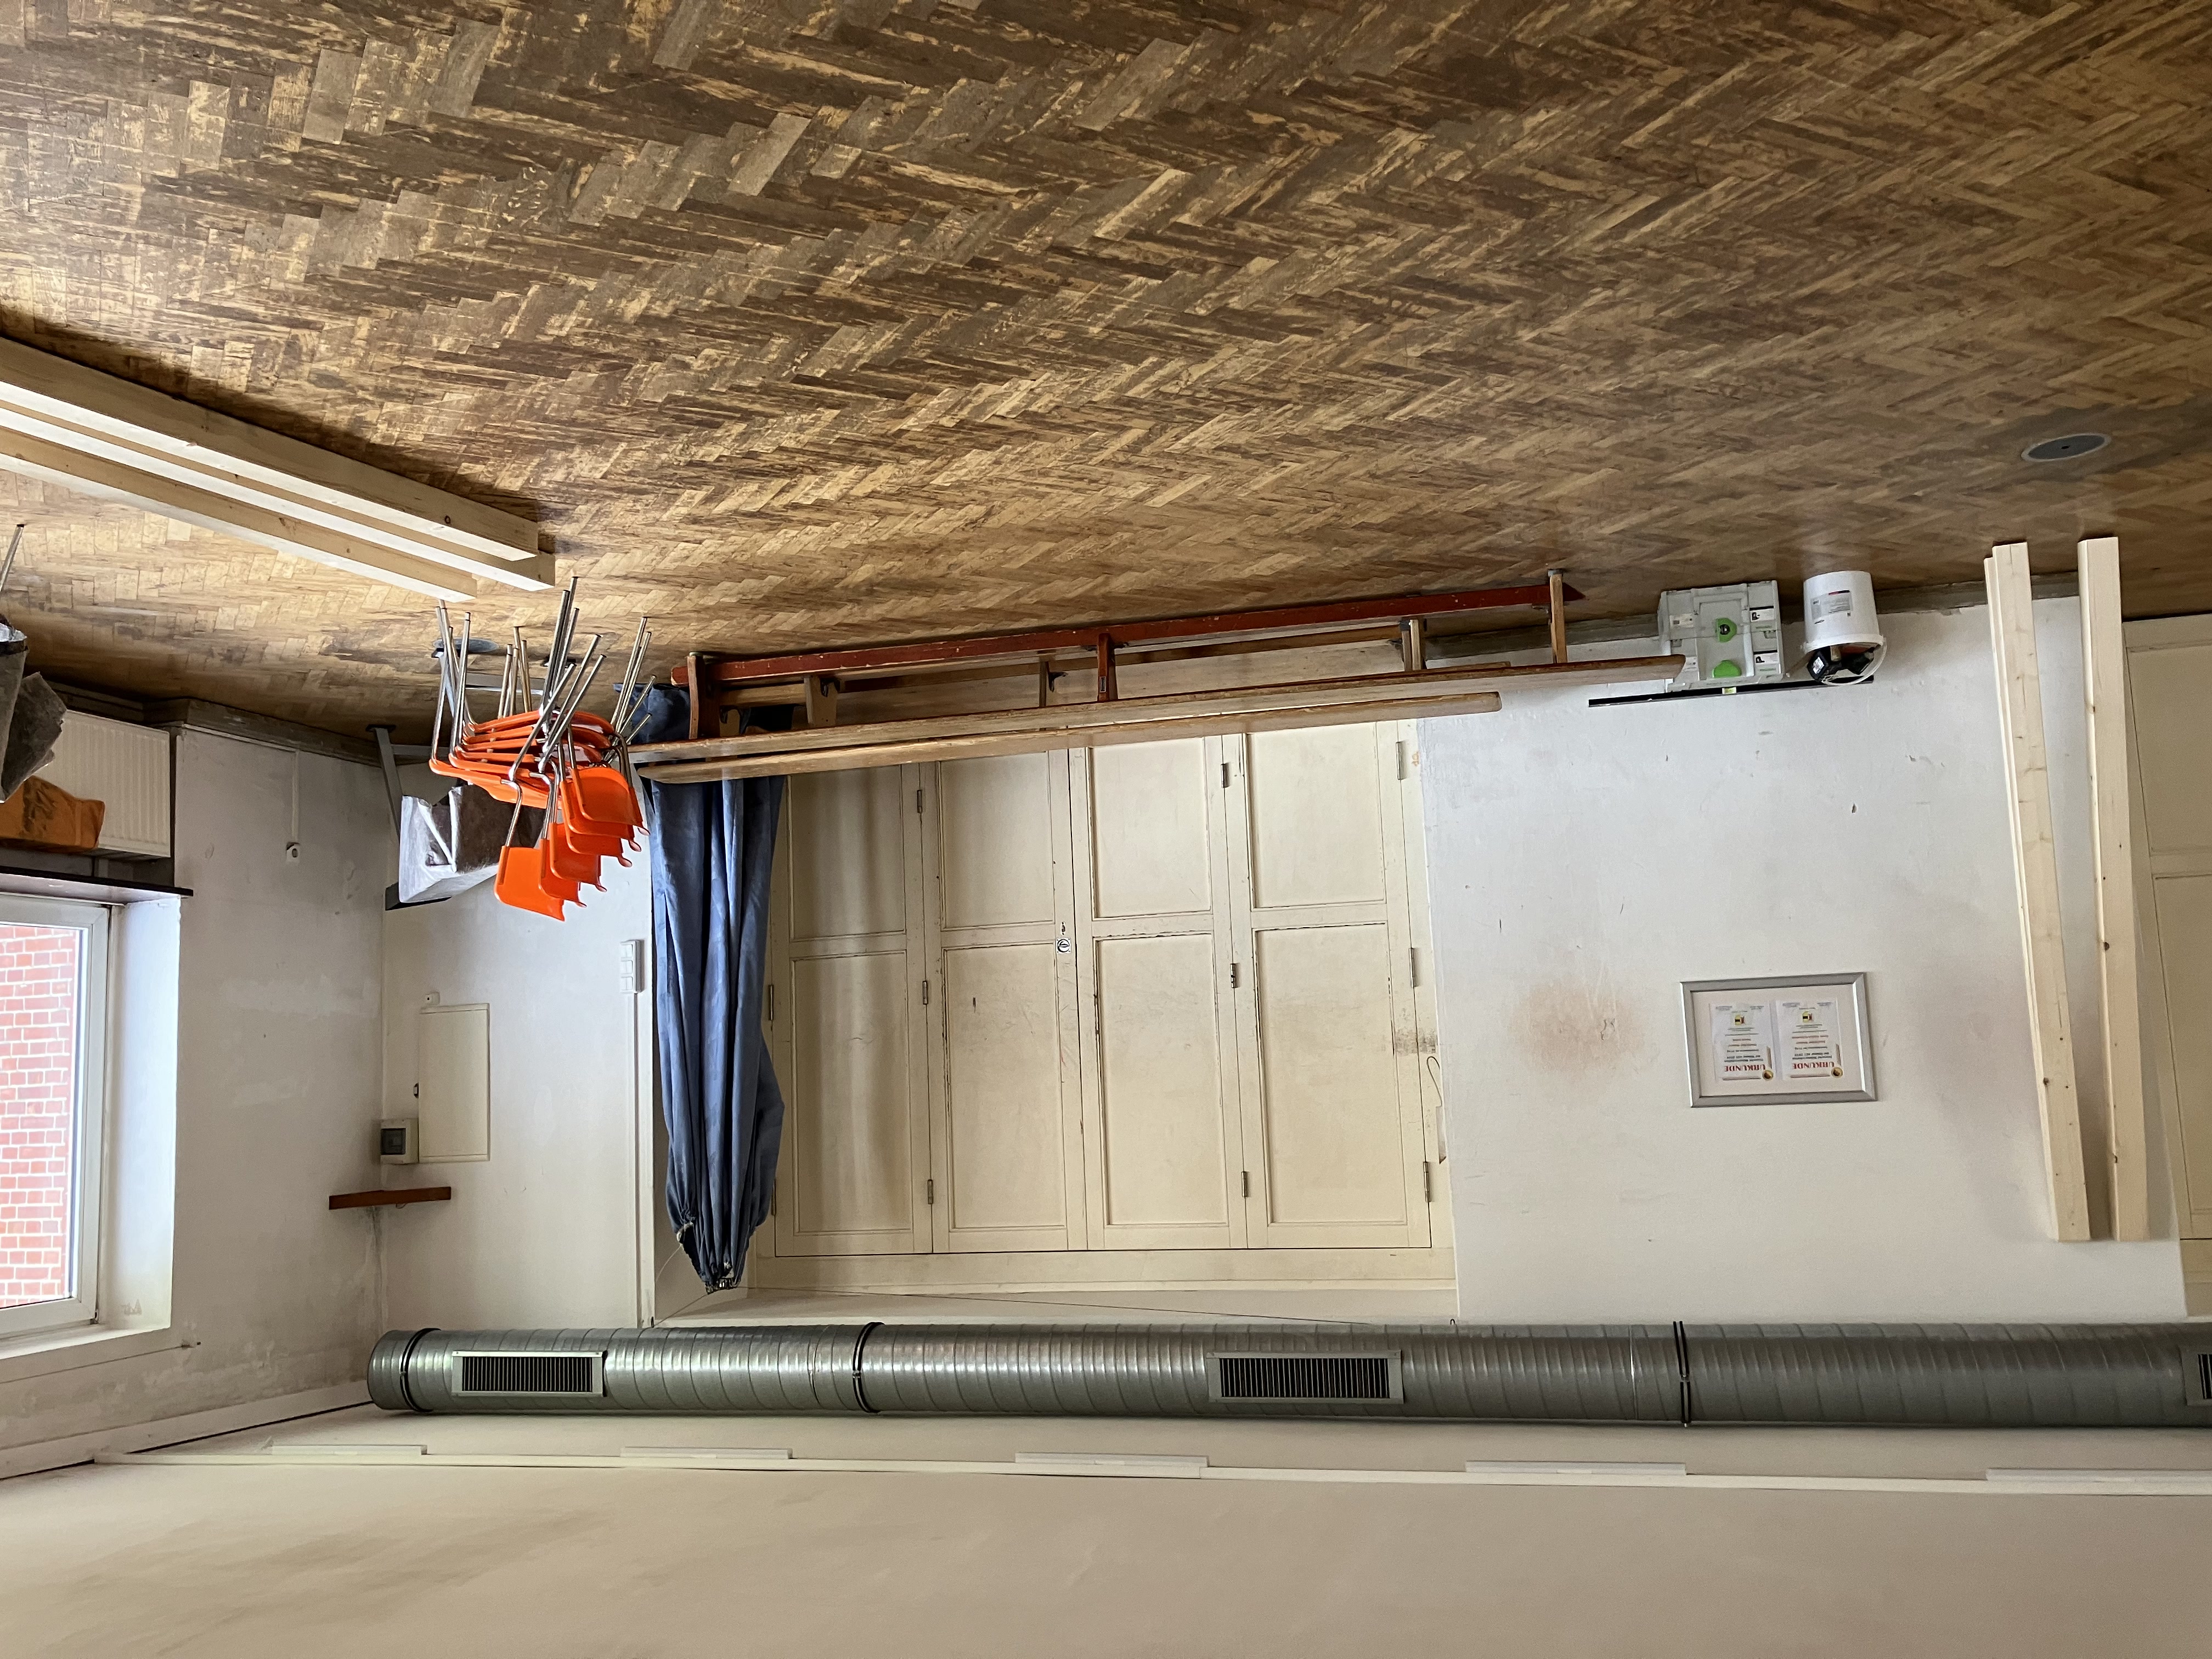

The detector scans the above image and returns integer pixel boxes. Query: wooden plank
[644,653,1681,769]
[1986,542,2091,1242]
[0,336,543,566]
[328,1187,452,1210]
[640,691,1508,781]
[693,579,1584,685]
[1547,569,1568,664]
[0,424,480,601]
[2079,535,2151,1240]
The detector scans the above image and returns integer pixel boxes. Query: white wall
[1421,601,2186,1323]
[379,857,651,1331]
[1,732,388,1451]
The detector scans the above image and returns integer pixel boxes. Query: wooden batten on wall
[1985,541,2092,1242]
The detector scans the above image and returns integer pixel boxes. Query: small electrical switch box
[379,1118,420,1165]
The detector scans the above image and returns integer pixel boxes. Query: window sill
[0,1323,186,1386]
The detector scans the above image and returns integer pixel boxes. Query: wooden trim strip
[1985,542,2091,1242]
[2078,535,2150,1241]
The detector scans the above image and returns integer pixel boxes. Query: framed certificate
[1681,973,1875,1107]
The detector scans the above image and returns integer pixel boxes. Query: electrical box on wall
[1657,581,1784,691]
[378,1118,419,1164]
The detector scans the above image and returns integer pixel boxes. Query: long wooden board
[2078,535,2151,1241]
[639,689,1508,780]
[639,653,1681,771]
[1986,541,2091,1242]
[0,336,552,595]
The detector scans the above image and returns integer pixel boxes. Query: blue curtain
[635,687,785,1290]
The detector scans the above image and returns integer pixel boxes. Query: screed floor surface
[6,1408,2212,1658]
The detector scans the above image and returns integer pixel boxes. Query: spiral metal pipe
[369,1322,2212,1426]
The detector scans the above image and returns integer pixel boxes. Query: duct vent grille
[1212,1353,1400,1403]
[2196,1351,2212,1406]
[455,1352,601,1396]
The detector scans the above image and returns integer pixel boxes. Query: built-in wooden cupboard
[754,721,1449,1290]
[2130,616,2212,1245]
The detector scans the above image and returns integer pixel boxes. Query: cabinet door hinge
[1408,947,1419,988]
[1421,1161,1433,1203]
[921,979,930,1006]
[765,983,775,1022]
[1220,761,1230,788]
[926,1178,935,1206]
[1229,961,1240,989]
[1241,1170,1251,1198]
[915,787,924,815]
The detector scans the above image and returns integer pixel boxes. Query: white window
[0,894,110,1339]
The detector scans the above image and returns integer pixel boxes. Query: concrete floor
[7,1419,2212,1658]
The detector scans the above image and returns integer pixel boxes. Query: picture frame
[1681,972,1875,1108]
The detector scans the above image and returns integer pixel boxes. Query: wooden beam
[0,336,554,594]
[2078,535,2151,1241]
[1547,568,1569,664]
[1401,616,1426,673]
[642,653,1681,770]
[802,674,838,729]
[641,690,1509,780]
[1986,541,2091,1242]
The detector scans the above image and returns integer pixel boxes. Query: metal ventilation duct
[370,1323,2212,1427]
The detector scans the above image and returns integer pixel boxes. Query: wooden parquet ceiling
[2,0,2209,737]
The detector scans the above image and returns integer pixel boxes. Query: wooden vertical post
[682,652,706,740]
[1094,633,1117,702]
[1035,654,1052,709]
[1400,616,1426,674]
[1547,569,1568,663]
[1987,541,2091,1241]
[802,673,838,729]
[2078,535,2151,1240]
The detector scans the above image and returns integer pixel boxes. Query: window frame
[0,893,112,1340]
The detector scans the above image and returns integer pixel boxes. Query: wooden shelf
[329,1187,452,1211]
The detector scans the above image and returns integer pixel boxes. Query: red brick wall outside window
[1,922,80,1309]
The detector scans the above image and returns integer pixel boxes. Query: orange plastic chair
[494,842,567,918]
[545,817,603,888]
[566,764,641,835]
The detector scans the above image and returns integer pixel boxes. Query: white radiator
[35,711,172,857]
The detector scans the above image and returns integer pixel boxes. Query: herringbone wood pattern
[2,0,2208,733]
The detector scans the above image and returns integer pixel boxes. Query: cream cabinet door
[923,752,1086,1251]
[2154,876,2212,1234]
[2128,622,2212,1239]
[768,765,933,1256]
[1070,737,1245,1249]
[1227,724,1432,1248]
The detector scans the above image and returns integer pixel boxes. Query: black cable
[851,1321,882,1414]
[1672,1321,1694,1427]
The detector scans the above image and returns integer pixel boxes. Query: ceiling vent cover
[1212,1352,1401,1403]
[454,1351,603,1397]
[2021,432,2109,462]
